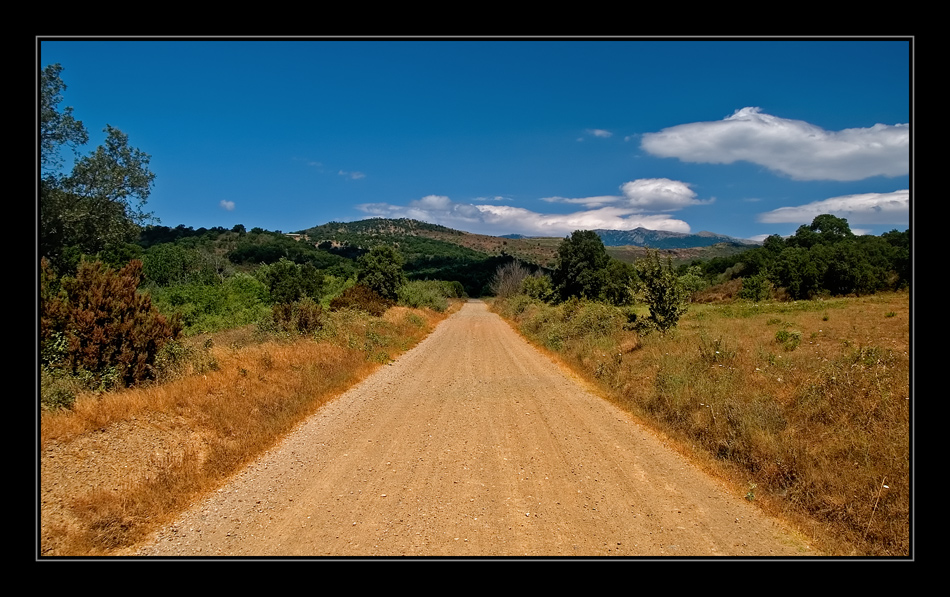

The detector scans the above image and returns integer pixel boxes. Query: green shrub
[255,257,323,304]
[149,273,270,335]
[40,368,79,411]
[739,272,772,302]
[774,328,802,351]
[637,250,689,333]
[521,274,555,302]
[397,280,462,312]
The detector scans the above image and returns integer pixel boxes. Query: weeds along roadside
[39,302,458,556]
[489,292,910,557]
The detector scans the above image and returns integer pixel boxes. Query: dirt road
[137,300,813,557]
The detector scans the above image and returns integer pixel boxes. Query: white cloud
[357,192,693,237]
[641,107,909,181]
[757,189,909,227]
[541,195,620,208]
[475,204,691,236]
[339,170,365,180]
[586,128,613,138]
[220,200,235,211]
[541,178,711,212]
[620,178,712,211]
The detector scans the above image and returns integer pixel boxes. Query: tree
[40,63,88,177]
[600,259,638,306]
[490,259,531,298]
[356,245,407,301]
[256,258,324,305]
[772,246,823,300]
[637,250,689,333]
[809,214,854,244]
[552,230,611,301]
[39,64,157,273]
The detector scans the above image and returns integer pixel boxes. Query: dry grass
[39,303,456,556]
[493,291,911,557]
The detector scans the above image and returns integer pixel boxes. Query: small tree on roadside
[637,250,689,334]
[490,259,531,298]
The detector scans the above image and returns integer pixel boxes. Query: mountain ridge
[302,218,757,269]
[504,226,759,249]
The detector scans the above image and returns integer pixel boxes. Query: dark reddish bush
[40,258,183,387]
[328,284,392,316]
[272,299,324,334]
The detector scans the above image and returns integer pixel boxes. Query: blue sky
[38,38,911,241]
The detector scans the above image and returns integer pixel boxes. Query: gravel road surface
[137,300,813,557]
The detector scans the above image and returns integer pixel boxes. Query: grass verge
[40,303,458,556]
[491,292,910,557]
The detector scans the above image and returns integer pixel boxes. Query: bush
[40,368,80,411]
[40,258,183,389]
[271,298,325,334]
[774,328,802,351]
[397,280,464,312]
[329,284,392,316]
[256,257,323,305]
[739,272,773,302]
[521,273,555,302]
[148,273,271,335]
[490,260,531,298]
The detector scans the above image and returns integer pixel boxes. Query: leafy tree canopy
[356,245,407,301]
[552,230,612,301]
[40,64,156,274]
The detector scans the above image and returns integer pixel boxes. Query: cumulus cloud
[474,204,691,236]
[542,178,711,212]
[757,189,909,227]
[359,195,486,229]
[220,200,235,211]
[357,189,694,237]
[620,178,713,211]
[586,128,613,138]
[641,107,909,181]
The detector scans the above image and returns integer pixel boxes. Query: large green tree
[356,245,407,301]
[552,230,612,301]
[39,64,157,273]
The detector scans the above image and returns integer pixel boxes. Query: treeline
[689,214,910,301]
[491,229,690,335]
[491,216,910,338]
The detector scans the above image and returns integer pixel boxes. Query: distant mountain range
[503,227,760,250]
[302,218,759,271]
